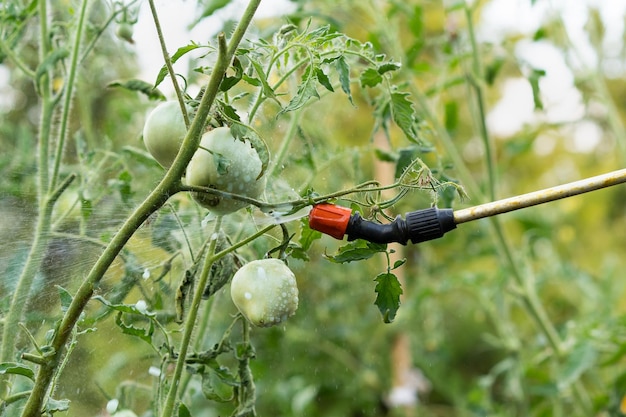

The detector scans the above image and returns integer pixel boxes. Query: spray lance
[307,168,626,244]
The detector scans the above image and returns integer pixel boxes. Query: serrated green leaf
[0,362,35,381]
[315,67,334,92]
[278,66,320,116]
[299,217,322,252]
[250,58,277,100]
[390,92,421,143]
[108,79,165,101]
[154,43,201,87]
[325,240,386,263]
[374,272,403,323]
[335,56,353,104]
[217,101,241,122]
[114,311,155,345]
[360,67,383,88]
[220,57,243,92]
[378,62,401,74]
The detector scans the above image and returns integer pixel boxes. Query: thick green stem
[160,218,222,417]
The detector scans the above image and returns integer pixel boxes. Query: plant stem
[160,217,222,417]
[147,0,189,127]
[177,296,214,396]
[49,0,89,190]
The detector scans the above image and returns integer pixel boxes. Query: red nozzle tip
[308,204,352,240]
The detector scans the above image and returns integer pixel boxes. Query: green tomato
[186,127,266,215]
[230,259,298,327]
[142,101,188,168]
[115,23,134,44]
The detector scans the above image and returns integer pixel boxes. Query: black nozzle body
[345,207,456,245]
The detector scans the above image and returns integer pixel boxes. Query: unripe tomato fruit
[186,127,266,215]
[143,101,188,168]
[230,259,298,327]
[115,23,134,44]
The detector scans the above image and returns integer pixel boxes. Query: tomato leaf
[220,57,243,92]
[374,272,403,323]
[324,240,386,263]
[108,79,165,101]
[360,67,382,88]
[249,58,277,100]
[278,66,320,116]
[335,56,353,104]
[114,311,155,345]
[0,362,35,381]
[299,217,322,252]
[315,67,334,92]
[378,61,401,74]
[154,43,201,87]
[390,92,421,143]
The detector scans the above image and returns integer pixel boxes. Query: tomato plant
[2,0,626,417]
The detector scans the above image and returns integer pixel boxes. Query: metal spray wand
[308,168,626,244]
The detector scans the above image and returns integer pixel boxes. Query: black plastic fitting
[345,207,456,245]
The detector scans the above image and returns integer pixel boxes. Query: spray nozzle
[309,204,456,245]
